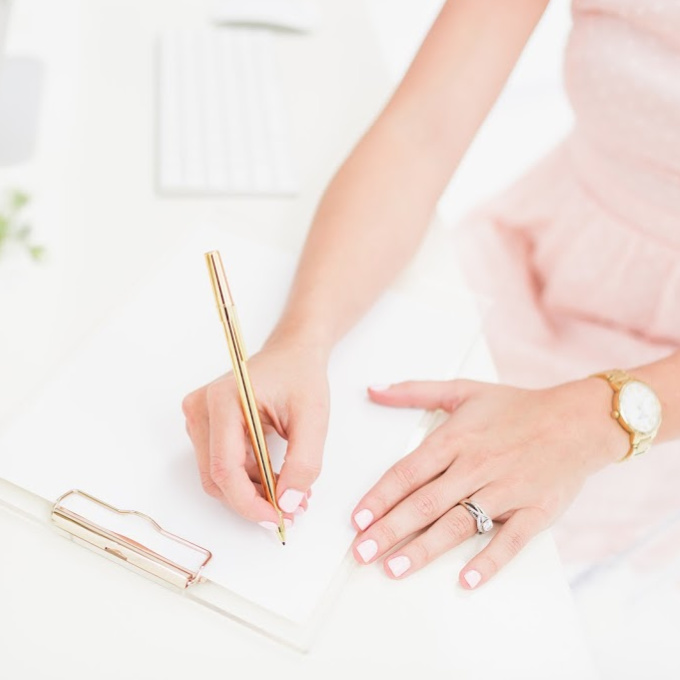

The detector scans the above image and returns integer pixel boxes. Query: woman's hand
[350,378,628,588]
[182,335,330,530]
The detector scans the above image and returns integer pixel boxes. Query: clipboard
[0,228,483,651]
[0,413,439,651]
[0,476,360,650]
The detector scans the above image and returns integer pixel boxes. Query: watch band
[594,368,630,391]
[591,369,659,462]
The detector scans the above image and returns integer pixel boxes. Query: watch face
[619,381,662,434]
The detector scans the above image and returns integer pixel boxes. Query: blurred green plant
[0,189,45,262]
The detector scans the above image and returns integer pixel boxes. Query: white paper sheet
[0,227,481,623]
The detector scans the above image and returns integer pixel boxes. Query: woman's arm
[271,0,552,352]
[183,0,552,523]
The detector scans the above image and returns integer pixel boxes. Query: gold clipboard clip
[51,489,212,590]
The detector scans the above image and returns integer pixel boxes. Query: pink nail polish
[279,488,305,514]
[353,508,374,531]
[464,570,482,589]
[356,539,378,563]
[387,555,411,578]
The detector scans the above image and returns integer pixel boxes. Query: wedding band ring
[459,499,494,534]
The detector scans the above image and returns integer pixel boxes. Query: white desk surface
[0,0,597,677]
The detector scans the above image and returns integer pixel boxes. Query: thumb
[276,400,328,514]
[368,379,477,412]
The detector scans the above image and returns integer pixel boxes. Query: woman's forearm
[271,0,551,352]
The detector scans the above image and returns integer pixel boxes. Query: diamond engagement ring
[459,499,494,534]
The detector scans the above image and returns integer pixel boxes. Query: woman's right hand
[181,333,330,529]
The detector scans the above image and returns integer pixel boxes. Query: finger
[459,509,546,589]
[351,425,462,532]
[352,469,486,566]
[249,481,307,522]
[383,492,508,579]
[368,379,478,412]
[246,466,310,508]
[245,457,312,521]
[295,489,312,515]
[245,455,261,482]
[276,400,328,514]
[182,391,222,499]
[257,513,294,534]
[208,399,280,523]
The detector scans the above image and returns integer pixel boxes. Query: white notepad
[0,227,481,633]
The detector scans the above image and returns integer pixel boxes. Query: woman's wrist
[579,377,633,467]
[548,378,630,472]
[581,356,678,464]
[265,314,335,364]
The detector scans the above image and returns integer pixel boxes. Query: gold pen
[205,251,286,545]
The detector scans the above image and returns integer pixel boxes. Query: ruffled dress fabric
[454,0,680,565]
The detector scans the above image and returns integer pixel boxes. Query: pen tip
[277,518,287,545]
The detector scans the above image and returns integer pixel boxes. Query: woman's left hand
[350,377,628,589]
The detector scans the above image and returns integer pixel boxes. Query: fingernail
[370,384,391,392]
[259,519,293,531]
[279,488,305,513]
[353,508,374,531]
[387,555,411,578]
[464,569,482,589]
[294,506,305,517]
[356,539,378,563]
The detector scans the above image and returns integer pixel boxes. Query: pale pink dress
[456,0,680,568]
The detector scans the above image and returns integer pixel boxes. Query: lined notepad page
[0,228,481,623]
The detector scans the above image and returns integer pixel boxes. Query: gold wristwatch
[591,369,662,461]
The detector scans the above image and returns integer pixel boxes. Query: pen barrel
[205,251,281,514]
[223,312,279,505]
